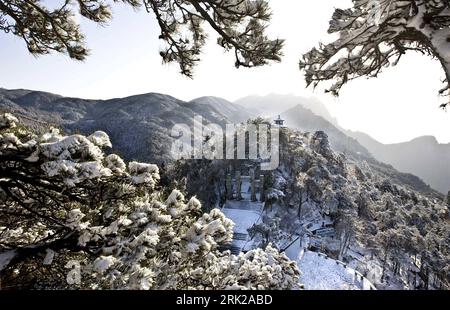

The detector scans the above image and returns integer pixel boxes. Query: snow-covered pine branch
[0,0,283,78]
[300,0,450,108]
[0,113,300,290]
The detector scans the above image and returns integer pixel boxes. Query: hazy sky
[1,0,450,144]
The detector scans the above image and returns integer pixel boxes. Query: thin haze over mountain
[1,1,450,144]
[347,131,450,194]
[235,94,338,125]
[234,93,450,195]
[0,87,439,196]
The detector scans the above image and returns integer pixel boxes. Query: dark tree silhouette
[0,0,283,77]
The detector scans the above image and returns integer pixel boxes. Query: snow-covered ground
[221,177,264,253]
[297,251,376,290]
[222,177,376,290]
[222,206,262,251]
[223,207,262,234]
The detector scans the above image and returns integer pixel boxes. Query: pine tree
[300,0,450,107]
[0,0,283,77]
[0,113,300,290]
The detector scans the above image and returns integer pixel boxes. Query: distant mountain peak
[410,135,439,145]
[234,93,338,126]
[347,130,450,193]
[189,96,253,122]
[189,96,232,104]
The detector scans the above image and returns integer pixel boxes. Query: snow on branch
[0,113,300,290]
[299,0,450,108]
[0,0,283,77]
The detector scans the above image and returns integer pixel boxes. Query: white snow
[88,131,112,148]
[0,113,18,129]
[222,208,261,234]
[221,173,376,291]
[221,176,264,253]
[283,236,305,261]
[104,154,126,173]
[165,189,184,206]
[297,251,375,290]
[93,256,118,273]
[43,249,55,265]
[129,161,160,186]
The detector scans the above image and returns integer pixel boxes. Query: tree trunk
[235,171,242,200]
[297,190,304,219]
[407,8,450,99]
[259,175,265,202]
[1,232,78,272]
[226,173,233,200]
[250,170,257,202]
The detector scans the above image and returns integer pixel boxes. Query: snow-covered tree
[275,126,450,289]
[248,219,287,249]
[0,113,300,290]
[0,0,283,77]
[169,159,228,211]
[300,0,450,108]
[335,212,357,261]
[292,173,308,219]
[264,188,285,213]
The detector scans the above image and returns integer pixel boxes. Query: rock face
[0,87,439,197]
[311,131,333,159]
[245,95,438,194]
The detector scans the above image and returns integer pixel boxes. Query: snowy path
[282,232,376,290]
[295,250,376,290]
[298,251,362,290]
[221,177,263,254]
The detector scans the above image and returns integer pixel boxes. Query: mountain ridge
[347,130,450,194]
[0,88,440,197]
